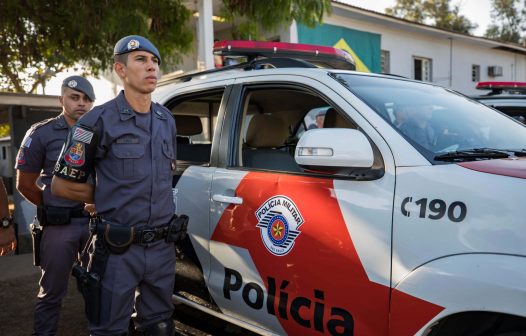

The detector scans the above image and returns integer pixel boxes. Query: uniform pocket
[160,141,175,180]
[112,143,145,178]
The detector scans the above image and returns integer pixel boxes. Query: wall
[325,13,526,95]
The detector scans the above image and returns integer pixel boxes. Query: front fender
[390,254,526,336]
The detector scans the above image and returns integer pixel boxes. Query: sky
[342,0,493,37]
[38,0,494,105]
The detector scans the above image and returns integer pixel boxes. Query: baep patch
[65,142,85,167]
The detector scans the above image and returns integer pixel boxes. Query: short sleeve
[15,128,43,173]
[53,125,98,183]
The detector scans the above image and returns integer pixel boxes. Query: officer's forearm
[51,176,94,203]
[16,171,43,206]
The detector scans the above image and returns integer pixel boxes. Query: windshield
[335,74,526,162]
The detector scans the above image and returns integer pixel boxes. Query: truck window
[236,87,355,174]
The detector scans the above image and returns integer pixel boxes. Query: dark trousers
[33,219,89,336]
[88,240,176,336]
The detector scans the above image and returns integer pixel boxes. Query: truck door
[164,84,233,308]
[207,78,396,335]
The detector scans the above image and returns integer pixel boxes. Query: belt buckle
[141,229,156,244]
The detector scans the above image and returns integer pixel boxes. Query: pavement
[0,253,88,336]
[0,252,39,281]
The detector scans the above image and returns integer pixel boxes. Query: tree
[0,0,193,93]
[220,0,332,40]
[385,0,426,23]
[0,0,332,93]
[484,0,524,44]
[385,0,477,34]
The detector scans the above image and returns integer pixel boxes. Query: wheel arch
[389,253,526,336]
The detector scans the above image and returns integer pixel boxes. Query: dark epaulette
[77,104,107,130]
[30,116,57,131]
[154,102,175,121]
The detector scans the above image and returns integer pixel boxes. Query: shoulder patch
[22,137,32,148]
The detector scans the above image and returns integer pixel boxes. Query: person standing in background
[15,76,95,335]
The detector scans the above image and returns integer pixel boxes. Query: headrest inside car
[245,114,288,148]
[176,115,203,136]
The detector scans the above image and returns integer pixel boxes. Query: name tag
[116,136,139,144]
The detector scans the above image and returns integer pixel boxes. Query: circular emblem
[142,231,155,243]
[255,195,303,256]
[68,80,78,88]
[127,39,140,50]
[267,215,289,245]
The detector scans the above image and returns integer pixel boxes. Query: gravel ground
[0,255,257,336]
[0,272,88,336]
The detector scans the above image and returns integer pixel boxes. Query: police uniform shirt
[15,115,86,209]
[54,91,176,228]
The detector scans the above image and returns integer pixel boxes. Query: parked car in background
[472,81,526,123]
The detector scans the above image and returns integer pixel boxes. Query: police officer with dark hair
[15,75,95,335]
[52,35,180,336]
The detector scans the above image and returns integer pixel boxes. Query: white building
[187,0,526,95]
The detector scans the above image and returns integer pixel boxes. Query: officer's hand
[84,203,96,216]
[0,225,16,256]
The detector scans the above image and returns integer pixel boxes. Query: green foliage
[0,0,193,93]
[484,0,524,44]
[385,0,477,34]
[220,0,332,40]
[385,0,426,23]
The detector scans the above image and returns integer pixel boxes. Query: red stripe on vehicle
[212,172,443,335]
[459,158,526,179]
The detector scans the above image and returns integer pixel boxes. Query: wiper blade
[434,148,512,162]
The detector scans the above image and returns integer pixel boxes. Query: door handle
[212,194,243,205]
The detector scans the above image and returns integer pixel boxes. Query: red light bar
[213,40,356,71]
[476,81,526,90]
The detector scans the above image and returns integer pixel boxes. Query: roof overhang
[0,92,60,108]
[332,1,526,56]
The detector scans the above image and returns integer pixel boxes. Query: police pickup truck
[154,41,526,336]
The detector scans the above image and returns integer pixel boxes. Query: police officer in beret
[15,75,95,335]
[52,35,178,335]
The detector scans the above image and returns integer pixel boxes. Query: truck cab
[153,41,526,336]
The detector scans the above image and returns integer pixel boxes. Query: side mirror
[295,128,374,169]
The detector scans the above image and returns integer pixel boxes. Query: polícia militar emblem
[65,142,85,166]
[256,195,303,256]
[127,39,140,50]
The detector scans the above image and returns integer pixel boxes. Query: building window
[381,50,390,73]
[472,65,480,82]
[413,56,432,81]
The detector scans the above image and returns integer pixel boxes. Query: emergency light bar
[214,40,356,71]
[476,81,526,91]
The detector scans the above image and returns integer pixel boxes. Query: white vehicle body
[154,64,526,335]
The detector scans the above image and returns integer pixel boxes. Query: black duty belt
[97,218,169,245]
[38,206,89,226]
[133,226,169,244]
[69,208,89,218]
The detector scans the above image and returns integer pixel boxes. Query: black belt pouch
[45,207,71,226]
[103,224,134,254]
